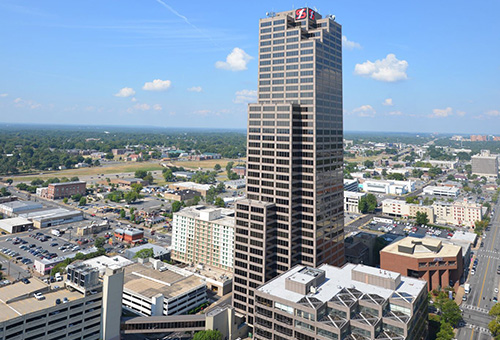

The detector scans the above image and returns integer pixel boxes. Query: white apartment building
[363,179,415,195]
[382,199,435,222]
[433,201,483,228]
[122,261,206,317]
[423,185,460,197]
[344,191,366,213]
[172,206,235,271]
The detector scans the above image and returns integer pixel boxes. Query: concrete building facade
[471,150,498,178]
[423,185,460,197]
[344,191,366,214]
[433,200,483,228]
[172,206,235,271]
[233,7,345,325]
[363,179,414,195]
[253,263,428,340]
[382,199,435,223]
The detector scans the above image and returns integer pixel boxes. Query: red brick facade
[47,182,86,200]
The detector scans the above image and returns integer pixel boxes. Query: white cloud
[342,35,361,50]
[13,97,41,109]
[430,107,453,118]
[131,97,137,102]
[387,111,402,116]
[187,86,202,92]
[354,54,408,82]
[352,105,376,117]
[233,89,257,104]
[143,79,172,91]
[114,87,136,97]
[215,48,253,71]
[0,93,8,97]
[153,104,162,111]
[382,98,393,106]
[132,103,151,111]
[486,110,500,117]
[456,110,466,117]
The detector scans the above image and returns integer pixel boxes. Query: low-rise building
[428,160,458,169]
[19,208,83,228]
[343,178,359,192]
[114,227,144,243]
[253,263,428,340]
[82,255,133,276]
[163,189,201,202]
[344,191,366,214]
[382,199,435,223]
[381,237,463,291]
[122,260,207,316]
[46,181,87,199]
[232,166,246,177]
[0,217,33,233]
[169,182,212,196]
[423,185,460,197]
[173,171,195,179]
[363,179,414,195]
[224,179,246,190]
[34,247,98,275]
[433,200,483,228]
[0,201,43,217]
[110,178,148,188]
[172,206,234,271]
[125,244,171,261]
[77,221,110,236]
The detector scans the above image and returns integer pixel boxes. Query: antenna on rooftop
[266,11,276,17]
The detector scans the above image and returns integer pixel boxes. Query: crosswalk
[477,253,500,260]
[465,323,491,334]
[461,304,490,314]
[479,249,500,254]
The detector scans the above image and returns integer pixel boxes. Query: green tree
[31,178,44,186]
[215,197,225,207]
[359,194,377,213]
[225,161,234,173]
[406,196,419,204]
[163,168,174,182]
[124,190,140,204]
[143,172,154,184]
[475,219,489,236]
[63,197,68,204]
[72,193,83,202]
[436,321,454,340]
[95,237,106,248]
[489,303,500,338]
[105,152,114,159]
[192,330,222,340]
[78,197,87,206]
[6,179,13,185]
[120,209,126,218]
[440,299,462,326]
[135,170,147,179]
[172,201,182,212]
[133,248,154,259]
[415,212,429,225]
[214,164,221,171]
[387,173,406,181]
[131,183,143,193]
[70,176,79,182]
[363,160,374,168]
[192,195,201,205]
[0,187,11,197]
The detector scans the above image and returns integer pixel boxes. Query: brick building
[114,227,144,243]
[47,181,86,199]
[380,237,463,291]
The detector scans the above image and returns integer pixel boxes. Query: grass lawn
[172,158,241,170]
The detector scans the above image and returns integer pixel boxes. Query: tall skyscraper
[233,8,344,325]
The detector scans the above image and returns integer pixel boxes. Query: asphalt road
[456,200,500,340]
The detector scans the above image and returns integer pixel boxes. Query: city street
[456,200,500,340]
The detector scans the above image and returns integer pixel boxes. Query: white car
[495,288,499,294]
[471,269,476,275]
[34,292,45,300]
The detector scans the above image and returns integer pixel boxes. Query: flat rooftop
[424,185,459,192]
[258,263,425,304]
[0,201,43,211]
[19,207,82,220]
[175,206,234,227]
[0,217,32,227]
[123,262,205,300]
[0,279,84,322]
[49,181,86,187]
[382,236,461,259]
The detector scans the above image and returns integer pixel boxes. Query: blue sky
[0,0,499,134]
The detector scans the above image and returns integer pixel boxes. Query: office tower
[471,150,499,178]
[233,7,344,325]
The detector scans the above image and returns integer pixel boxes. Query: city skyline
[0,1,499,134]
